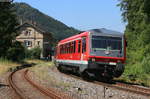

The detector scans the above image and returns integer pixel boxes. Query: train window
[62,45,64,54]
[68,43,70,53]
[73,41,76,53]
[67,43,70,53]
[65,44,67,53]
[69,43,71,53]
[78,40,81,53]
[59,46,61,54]
[60,45,63,54]
[64,44,66,54]
[58,46,60,54]
[66,43,68,53]
[60,46,61,54]
[71,42,73,53]
[60,45,62,54]
[82,37,86,53]
[62,44,65,54]
[62,45,63,54]
[92,36,122,50]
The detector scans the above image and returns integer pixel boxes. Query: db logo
[105,50,110,55]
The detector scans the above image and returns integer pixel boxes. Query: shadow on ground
[0,83,9,88]
[8,63,36,72]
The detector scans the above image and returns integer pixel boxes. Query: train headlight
[92,58,95,62]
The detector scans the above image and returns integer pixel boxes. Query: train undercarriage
[56,61,125,81]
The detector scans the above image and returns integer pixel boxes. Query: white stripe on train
[56,59,88,65]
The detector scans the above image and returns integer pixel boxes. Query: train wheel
[57,65,63,72]
[95,72,113,82]
[113,64,124,77]
[81,70,91,80]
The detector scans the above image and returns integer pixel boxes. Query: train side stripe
[56,59,88,65]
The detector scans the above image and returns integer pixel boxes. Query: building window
[24,30,32,36]
[24,40,32,47]
[37,41,40,46]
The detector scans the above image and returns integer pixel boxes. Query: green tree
[0,2,18,57]
[118,0,150,83]
[6,41,25,61]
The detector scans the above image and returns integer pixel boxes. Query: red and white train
[54,28,126,79]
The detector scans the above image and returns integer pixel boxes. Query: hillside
[13,2,79,41]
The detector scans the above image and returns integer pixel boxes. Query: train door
[81,37,86,60]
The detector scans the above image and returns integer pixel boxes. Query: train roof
[59,28,124,44]
[87,28,124,36]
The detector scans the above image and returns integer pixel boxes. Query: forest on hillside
[13,2,79,41]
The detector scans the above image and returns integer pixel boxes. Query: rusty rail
[8,70,27,99]
[8,68,72,99]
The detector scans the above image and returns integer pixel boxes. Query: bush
[141,56,150,74]
[25,47,41,59]
[122,54,150,86]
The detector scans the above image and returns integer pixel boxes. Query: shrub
[25,47,41,59]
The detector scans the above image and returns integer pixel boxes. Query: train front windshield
[92,36,122,51]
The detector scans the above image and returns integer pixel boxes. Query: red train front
[54,28,126,79]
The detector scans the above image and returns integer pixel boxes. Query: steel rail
[94,81,150,97]
[114,82,150,96]
[8,70,27,99]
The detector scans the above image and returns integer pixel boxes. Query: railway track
[8,68,71,99]
[59,70,150,97]
[94,81,150,97]
[24,69,70,99]
[8,70,26,99]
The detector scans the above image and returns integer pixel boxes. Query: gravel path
[29,66,150,99]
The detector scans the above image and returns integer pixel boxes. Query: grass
[29,60,72,90]
[0,58,20,75]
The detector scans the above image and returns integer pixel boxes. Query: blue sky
[14,0,126,32]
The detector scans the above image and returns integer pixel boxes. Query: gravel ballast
[29,66,149,99]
